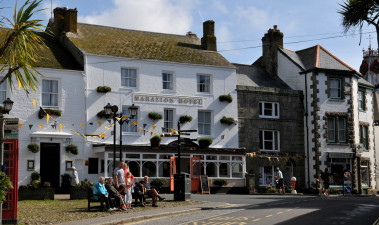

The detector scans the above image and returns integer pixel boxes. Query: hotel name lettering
[134,94,203,105]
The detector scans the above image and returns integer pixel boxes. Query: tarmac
[57,194,231,225]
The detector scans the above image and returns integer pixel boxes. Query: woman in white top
[70,167,79,186]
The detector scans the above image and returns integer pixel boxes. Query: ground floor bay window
[360,161,370,188]
[327,153,353,185]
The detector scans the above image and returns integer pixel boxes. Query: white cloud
[78,0,199,35]
[234,6,269,30]
[211,0,228,14]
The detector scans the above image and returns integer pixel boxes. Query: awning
[327,152,354,158]
[30,131,72,139]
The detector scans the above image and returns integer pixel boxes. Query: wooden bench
[87,187,115,211]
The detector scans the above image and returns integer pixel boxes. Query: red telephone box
[2,118,19,224]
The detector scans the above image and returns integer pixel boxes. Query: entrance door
[40,143,60,189]
[169,157,176,191]
[191,157,201,192]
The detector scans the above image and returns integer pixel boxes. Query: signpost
[343,171,352,195]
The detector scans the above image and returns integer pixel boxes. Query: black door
[40,143,60,189]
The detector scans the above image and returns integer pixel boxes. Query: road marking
[286,209,293,211]
[253,218,261,221]
[276,212,283,214]
[265,215,273,218]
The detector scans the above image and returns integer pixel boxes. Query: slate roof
[234,63,291,89]
[279,45,357,73]
[0,28,82,71]
[65,23,234,68]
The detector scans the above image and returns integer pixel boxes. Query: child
[125,172,134,209]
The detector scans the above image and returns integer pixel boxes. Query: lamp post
[0,98,14,225]
[104,103,138,175]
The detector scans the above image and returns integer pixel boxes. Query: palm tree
[0,0,47,91]
[338,0,379,48]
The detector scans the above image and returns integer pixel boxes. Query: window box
[220,116,235,125]
[96,86,111,93]
[38,108,62,119]
[148,112,163,121]
[179,115,192,124]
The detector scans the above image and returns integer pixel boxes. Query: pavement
[57,194,231,225]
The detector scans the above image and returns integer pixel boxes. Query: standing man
[114,162,126,193]
[321,168,330,196]
[275,167,284,194]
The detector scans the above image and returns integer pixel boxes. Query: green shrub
[65,144,79,155]
[150,135,161,147]
[96,110,112,119]
[31,171,40,181]
[148,112,163,120]
[74,179,94,188]
[219,94,233,103]
[266,186,278,193]
[0,172,13,204]
[179,115,192,124]
[198,138,213,148]
[220,116,235,125]
[38,108,62,119]
[151,178,167,187]
[213,179,227,186]
[27,143,40,153]
[96,86,111,93]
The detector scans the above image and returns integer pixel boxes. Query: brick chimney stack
[262,25,283,76]
[49,7,77,36]
[201,20,217,51]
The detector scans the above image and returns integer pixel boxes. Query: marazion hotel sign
[134,94,203,106]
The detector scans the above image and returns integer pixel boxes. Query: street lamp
[104,103,138,174]
[0,98,14,225]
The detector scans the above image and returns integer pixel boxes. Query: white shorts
[125,190,132,204]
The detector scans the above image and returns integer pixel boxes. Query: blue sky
[1,0,377,71]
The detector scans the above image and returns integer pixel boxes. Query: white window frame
[122,105,138,133]
[259,102,279,118]
[198,111,212,136]
[197,74,211,93]
[358,90,365,111]
[259,130,280,151]
[121,68,137,88]
[163,109,174,133]
[327,116,347,143]
[162,71,174,90]
[259,166,274,186]
[42,79,59,108]
[329,78,343,99]
[0,77,7,105]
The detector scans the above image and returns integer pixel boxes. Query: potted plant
[18,171,54,200]
[27,143,40,153]
[150,135,161,147]
[219,94,233,103]
[151,178,167,191]
[198,138,213,149]
[96,86,111,93]
[38,108,62,119]
[179,115,192,124]
[65,144,79,155]
[148,112,163,121]
[0,172,13,204]
[220,116,235,125]
[70,179,94,200]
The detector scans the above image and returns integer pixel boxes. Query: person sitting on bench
[105,177,127,211]
[93,176,117,212]
[139,176,165,207]
[134,182,146,207]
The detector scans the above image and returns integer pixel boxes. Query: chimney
[49,7,77,36]
[201,20,217,51]
[261,25,283,76]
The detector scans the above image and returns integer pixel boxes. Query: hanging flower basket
[27,143,40,153]
[179,115,192,124]
[220,116,235,125]
[150,135,161,147]
[219,94,233,103]
[148,112,163,121]
[96,110,111,119]
[38,108,62,119]
[65,144,79,155]
[96,86,111,93]
[198,138,213,149]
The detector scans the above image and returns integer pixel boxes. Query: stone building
[236,63,305,192]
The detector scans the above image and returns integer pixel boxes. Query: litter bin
[174,173,191,201]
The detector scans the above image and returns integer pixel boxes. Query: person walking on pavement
[320,168,330,196]
[70,166,79,186]
[275,167,284,194]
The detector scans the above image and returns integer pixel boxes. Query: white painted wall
[4,68,85,185]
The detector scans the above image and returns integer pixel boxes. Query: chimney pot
[50,7,77,36]
[274,25,278,30]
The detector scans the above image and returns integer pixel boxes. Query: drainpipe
[304,73,310,188]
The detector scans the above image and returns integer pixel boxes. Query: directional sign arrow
[180,130,197,132]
